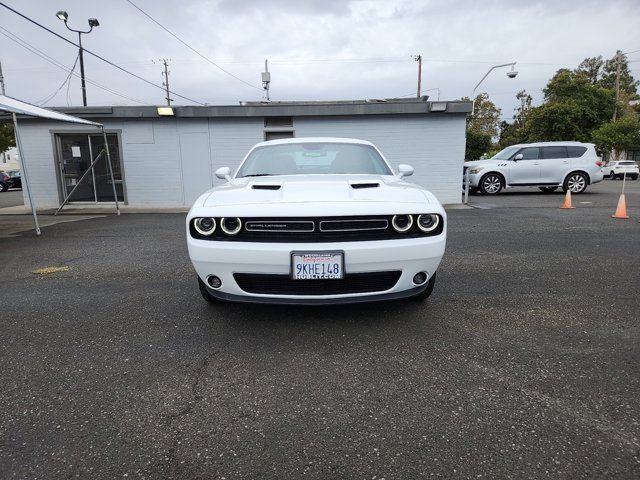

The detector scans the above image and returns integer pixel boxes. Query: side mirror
[513,153,523,161]
[215,166,231,181]
[397,164,414,178]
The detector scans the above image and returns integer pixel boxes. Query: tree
[498,90,533,147]
[592,114,640,160]
[514,90,533,128]
[0,122,15,154]
[465,129,492,160]
[575,56,604,85]
[525,69,615,142]
[465,93,501,138]
[600,51,639,98]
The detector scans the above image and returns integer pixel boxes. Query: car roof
[253,137,375,148]
[509,141,594,148]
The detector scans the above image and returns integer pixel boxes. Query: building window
[55,133,125,203]
[265,117,293,128]
[264,116,294,141]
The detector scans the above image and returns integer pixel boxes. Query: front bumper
[187,236,446,303]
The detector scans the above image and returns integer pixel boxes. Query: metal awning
[0,94,119,236]
[0,94,102,126]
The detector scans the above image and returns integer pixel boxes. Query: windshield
[491,146,521,160]
[236,142,393,177]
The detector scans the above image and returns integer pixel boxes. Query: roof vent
[350,182,380,189]
[252,184,281,190]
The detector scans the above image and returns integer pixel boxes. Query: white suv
[464,142,604,195]
[603,160,639,180]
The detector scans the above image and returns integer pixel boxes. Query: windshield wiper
[242,173,275,177]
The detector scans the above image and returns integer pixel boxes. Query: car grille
[233,271,402,295]
[190,215,443,242]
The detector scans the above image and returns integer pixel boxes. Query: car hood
[199,175,431,207]
[464,159,495,168]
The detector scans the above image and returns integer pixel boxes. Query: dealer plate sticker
[291,252,344,280]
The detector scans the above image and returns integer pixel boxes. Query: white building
[10,97,471,208]
[0,146,19,170]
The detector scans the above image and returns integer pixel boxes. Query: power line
[0,1,206,105]
[125,0,262,92]
[34,52,79,105]
[0,26,148,105]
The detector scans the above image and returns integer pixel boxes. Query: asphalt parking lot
[1,181,639,479]
[0,189,24,208]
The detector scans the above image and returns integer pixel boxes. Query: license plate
[291,251,344,280]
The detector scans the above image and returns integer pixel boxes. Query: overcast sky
[1,0,639,119]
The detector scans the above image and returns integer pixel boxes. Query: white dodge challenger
[186,138,447,305]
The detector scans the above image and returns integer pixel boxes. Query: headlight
[391,214,413,233]
[220,217,242,235]
[194,217,216,235]
[469,167,484,174]
[417,214,440,233]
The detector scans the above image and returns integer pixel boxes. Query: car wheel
[563,172,588,194]
[632,175,638,181]
[198,276,221,303]
[412,272,437,301]
[0,182,7,192]
[609,171,616,179]
[479,173,503,195]
[538,186,558,193]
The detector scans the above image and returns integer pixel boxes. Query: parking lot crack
[160,353,216,477]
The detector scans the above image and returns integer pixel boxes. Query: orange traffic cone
[612,194,629,219]
[560,190,575,209]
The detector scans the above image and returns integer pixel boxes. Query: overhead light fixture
[430,102,447,112]
[88,18,100,27]
[157,106,175,116]
[56,10,68,21]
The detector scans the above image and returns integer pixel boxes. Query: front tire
[0,182,7,192]
[609,171,616,179]
[479,173,503,195]
[539,186,558,193]
[631,175,638,181]
[563,172,588,194]
[198,277,221,304]
[412,273,437,301]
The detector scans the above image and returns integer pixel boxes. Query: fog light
[413,272,428,285]
[207,275,222,289]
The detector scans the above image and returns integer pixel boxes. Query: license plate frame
[290,251,345,280]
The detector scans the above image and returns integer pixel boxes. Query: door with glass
[56,133,124,203]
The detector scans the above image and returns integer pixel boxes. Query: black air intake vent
[234,271,401,295]
[350,182,379,189]
[252,184,281,190]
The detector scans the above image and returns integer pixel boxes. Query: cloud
[0,0,638,117]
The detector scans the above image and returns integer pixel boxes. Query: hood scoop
[252,184,281,190]
[350,182,380,189]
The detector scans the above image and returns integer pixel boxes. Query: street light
[55,11,100,106]
[471,62,518,113]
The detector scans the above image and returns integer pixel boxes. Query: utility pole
[262,59,271,102]
[414,55,422,97]
[161,58,172,106]
[613,50,622,121]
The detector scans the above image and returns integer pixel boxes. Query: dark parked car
[7,170,21,189]
[0,171,10,192]
[0,170,21,191]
